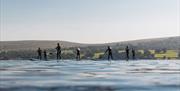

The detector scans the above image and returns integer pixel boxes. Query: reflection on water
[0,60,180,91]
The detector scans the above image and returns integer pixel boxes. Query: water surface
[0,60,180,91]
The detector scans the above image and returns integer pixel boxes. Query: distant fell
[0,36,180,51]
[0,41,88,51]
[107,36,180,50]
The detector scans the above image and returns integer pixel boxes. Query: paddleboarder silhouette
[43,50,47,61]
[125,46,129,61]
[56,43,61,60]
[76,48,81,61]
[132,48,135,60]
[105,46,113,61]
[37,47,42,60]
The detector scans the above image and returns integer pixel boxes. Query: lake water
[0,60,180,91]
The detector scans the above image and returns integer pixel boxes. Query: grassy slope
[0,36,180,51]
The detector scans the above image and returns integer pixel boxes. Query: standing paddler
[56,43,61,60]
[125,46,129,61]
[105,46,113,61]
[76,48,81,61]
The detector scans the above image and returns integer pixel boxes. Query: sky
[0,0,180,43]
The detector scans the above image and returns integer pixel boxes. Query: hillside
[108,36,180,49]
[0,36,180,51]
[0,40,90,51]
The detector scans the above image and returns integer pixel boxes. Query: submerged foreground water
[0,60,180,91]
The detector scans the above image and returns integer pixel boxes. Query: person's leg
[60,55,61,60]
[40,55,42,60]
[132,55,134,60]
[57,53,59,60]
[79,55,80,60]
[76,54,78,60]
[111,54,113,60]
[108,54,110,60]
[126,54,128,61]
[127,54,129,61]
[59,52,61,59]
[44,56,46,60]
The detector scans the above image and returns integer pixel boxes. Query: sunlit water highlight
[0,60,180,91]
